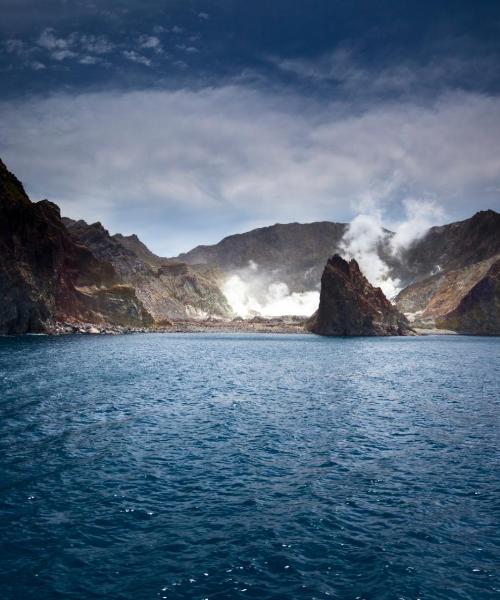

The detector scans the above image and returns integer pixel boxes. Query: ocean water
[0,333,499,600]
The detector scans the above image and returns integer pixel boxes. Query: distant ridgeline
[1,157,499,335]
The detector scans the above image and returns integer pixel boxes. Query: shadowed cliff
[0,159,152,333]
[308,255,412,336]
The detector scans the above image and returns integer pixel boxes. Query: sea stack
[307,254,412,336]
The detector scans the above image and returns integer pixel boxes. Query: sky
[1,0,500,256]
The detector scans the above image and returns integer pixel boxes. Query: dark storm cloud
[2,0,500,98]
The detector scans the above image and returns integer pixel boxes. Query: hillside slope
[176,221,348,292]
[63,219,233,321]
[394,211,500,332]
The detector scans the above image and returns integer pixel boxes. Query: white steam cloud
[340,198,447,299]
[340,213,401,299]
[223,199,447,315]
[389,199,445,253]
[222,261,319,318]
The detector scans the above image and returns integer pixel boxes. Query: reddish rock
[307,254,412,336]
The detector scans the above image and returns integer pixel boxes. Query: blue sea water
[0,333,499,600]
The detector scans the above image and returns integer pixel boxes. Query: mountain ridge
[1,157,499,335]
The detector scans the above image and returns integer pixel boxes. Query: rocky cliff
[2,156,498,335]
[394,211,500,333]
[307,255,412,336]
[63,219,233,321]
[393,210,500,286]
[435,259,500,334]
[0,159,152,333]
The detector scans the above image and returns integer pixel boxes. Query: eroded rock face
[395,256,498,324]
[62,218,233,321]
[0,159,152,333]
[307,255,412,336]
[435,259,500,334]
[387,210,500,334]
[396,210,500,285]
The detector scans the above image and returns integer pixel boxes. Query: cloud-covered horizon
[1,82,500,256]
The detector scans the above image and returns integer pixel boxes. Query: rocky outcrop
[0,159,152,334]
[393,211,500,333]
[392,210,500,287]
[176,211,500,334]
[63,218,233,321]
[395,256,498,322]
[2,156,498,335]
[308,255,412,336]
[434,258,500,334]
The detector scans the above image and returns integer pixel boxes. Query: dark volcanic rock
[393,211,500,333]
[308,255,412,336]
[176,211,500,329]
[0,159,152,334]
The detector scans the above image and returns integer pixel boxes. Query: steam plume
[222,262,319,318]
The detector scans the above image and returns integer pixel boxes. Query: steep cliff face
[435,259,500,334]
[307,255,411,336]
[393,211,500,333]
[176,212,500,328]
[393,210,500,286]
[395,256,498,319]
[63,219,233,321]
[0,159,152,333]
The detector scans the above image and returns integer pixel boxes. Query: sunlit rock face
[0,158,152,333]
[434,258,500,334]
[63,218,233,321]
[393,211,500,333]
[396,210,500,284]
[307,254,412,336]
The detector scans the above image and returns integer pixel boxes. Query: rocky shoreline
[43,316,310,336]
[9,319,488,337]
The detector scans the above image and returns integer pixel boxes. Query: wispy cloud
[122,50,151,66]
[3,26,192,71]
[78,34,115,55]
[272,46,500,98]
[176,44,199,54]
[37,28,67,50]
[34,28,115,63]
[138,35,163,53]
[5,39,26,55]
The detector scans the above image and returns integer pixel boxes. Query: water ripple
[0,333,499,599]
